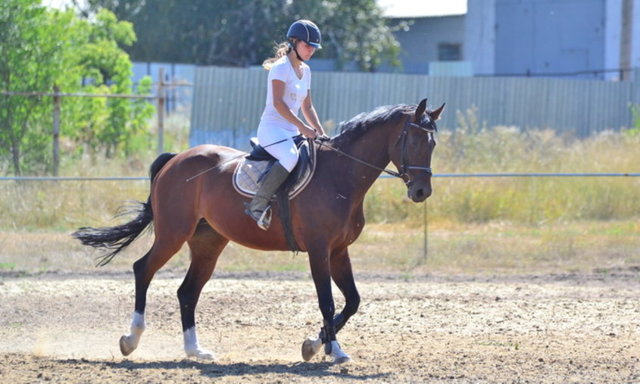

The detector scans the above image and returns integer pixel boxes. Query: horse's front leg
[304,246,354,364]
[329,246,360,333]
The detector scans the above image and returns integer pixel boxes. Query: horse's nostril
[415,189,425,199]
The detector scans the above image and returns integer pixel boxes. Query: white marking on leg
[327,340,351,364]
[119,311,146,356]
[183,327,215,360]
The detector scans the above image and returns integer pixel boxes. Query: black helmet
[286,20,322,49]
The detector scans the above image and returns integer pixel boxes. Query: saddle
[233,136,317,199]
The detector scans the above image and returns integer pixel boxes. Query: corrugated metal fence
[191,67,640,150]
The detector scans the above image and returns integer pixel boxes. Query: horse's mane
[332,104,413,146]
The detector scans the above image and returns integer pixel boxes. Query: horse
[73,98,445,364]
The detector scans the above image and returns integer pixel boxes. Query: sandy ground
[0,269,639,383]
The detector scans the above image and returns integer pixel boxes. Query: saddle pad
[232,140,316,199]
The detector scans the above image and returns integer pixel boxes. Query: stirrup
[244,204,272,230]
[255,206,272,230]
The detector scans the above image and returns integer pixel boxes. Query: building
[467,0,640,80]
[385,0,640,80]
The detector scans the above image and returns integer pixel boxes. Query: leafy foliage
[76,0,401,71]
[0,1,154,175]
[0,0,62,175]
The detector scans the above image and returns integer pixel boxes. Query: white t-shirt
[259,55,311,133]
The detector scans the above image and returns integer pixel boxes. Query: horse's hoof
[333,355,352,365]
[186,348,216,361]
[301,337,323,361]
[328,341,352,364]
[119,335,136,356]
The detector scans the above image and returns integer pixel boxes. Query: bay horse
[73,98,444,364]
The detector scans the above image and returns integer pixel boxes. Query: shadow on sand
[58,357,390,381]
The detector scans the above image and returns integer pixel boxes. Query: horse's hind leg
[178,220,228,360]
[120,225,195,357]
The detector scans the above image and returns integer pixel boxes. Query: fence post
[422,201,428,264]
[52,85,60,176]
[157,67,165,155]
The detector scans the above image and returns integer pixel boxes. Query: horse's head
[390,98,445,202]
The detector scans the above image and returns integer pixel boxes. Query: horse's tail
[72,152,177,267]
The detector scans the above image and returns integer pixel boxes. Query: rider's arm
[301,91,325,136]
[272,80,317,139]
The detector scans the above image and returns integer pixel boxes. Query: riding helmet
[286,20,322,49]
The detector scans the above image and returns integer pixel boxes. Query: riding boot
[244,161,290,230]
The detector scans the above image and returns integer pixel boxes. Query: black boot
[244,161,290,230]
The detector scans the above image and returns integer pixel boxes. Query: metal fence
[190,66,640,150]
[1,173,638,263]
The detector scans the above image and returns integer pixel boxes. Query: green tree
[76,0,401,71]
[301,0,402,71]
[72,9,154,158]
[0,1,154,175]
[0,0,62,175]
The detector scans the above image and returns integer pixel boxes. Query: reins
[185,115,436,183]
[316,117,435,182]
[315,138,403,178]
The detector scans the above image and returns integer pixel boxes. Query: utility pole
[620,0,634,81]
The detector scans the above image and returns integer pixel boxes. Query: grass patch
[0,262,16,270]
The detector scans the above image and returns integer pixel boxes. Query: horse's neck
[331,121,396,199]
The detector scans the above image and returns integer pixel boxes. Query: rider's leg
[245,161,290,230]
[245,132,298,230]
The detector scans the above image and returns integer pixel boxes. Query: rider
[245,19,327,230]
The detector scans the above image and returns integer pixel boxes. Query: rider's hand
[300,125,318,139]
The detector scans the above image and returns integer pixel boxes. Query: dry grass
[1,220,638,276]
[1,121,639,276]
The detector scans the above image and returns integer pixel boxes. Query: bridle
[316,116,436,184]
[398,117,437,178]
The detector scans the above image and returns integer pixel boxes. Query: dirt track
[1,269,639,383]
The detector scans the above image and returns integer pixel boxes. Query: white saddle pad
[232,146,316,199]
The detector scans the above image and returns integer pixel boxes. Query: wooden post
[52,85,60,176]
[157,67,165,155]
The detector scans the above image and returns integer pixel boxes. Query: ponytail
[262,41,292,70]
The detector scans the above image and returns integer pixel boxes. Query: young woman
[245,19,327,230]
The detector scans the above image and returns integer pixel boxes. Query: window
[438,43,462,61]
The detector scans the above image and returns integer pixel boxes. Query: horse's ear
[414,98,427,121]
[429,103,446,121]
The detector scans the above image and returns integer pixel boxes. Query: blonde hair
[262,41,292,70]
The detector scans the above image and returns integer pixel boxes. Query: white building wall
[464,0,496,75]
[605,0,622,80]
